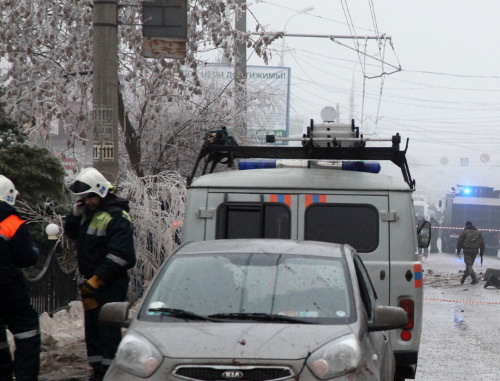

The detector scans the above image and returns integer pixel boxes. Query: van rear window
[216,203,291,239]
[305,204,378,252]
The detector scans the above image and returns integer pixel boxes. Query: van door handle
[380,270,386,280]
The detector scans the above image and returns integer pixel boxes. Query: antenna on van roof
[187,120,415,190]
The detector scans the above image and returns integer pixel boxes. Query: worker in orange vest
[0,175,40,381]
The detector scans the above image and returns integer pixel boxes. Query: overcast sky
[246,0,500,202]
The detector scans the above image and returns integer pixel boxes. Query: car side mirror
[99,302,131,328]
[369,306,408,332]
[417,220,431,248]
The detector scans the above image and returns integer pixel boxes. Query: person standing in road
[64,168,136,381]
[456,220,484,285]
[0,175,41,381]
[429,214,440,253]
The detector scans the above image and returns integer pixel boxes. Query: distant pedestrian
[64,168,136,381]
[0,175,41,380]
[415,214,428,257]
[456,221,484,285]
[429,215,439,253]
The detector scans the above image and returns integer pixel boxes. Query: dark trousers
[0,303,40,381]
[84,277,128,376]
[463,250,478,281]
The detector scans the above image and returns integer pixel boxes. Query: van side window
[216,203,291,239]
[305,204,379,252]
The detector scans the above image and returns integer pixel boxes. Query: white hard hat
[0,175,19,205]
[69,168,112,198]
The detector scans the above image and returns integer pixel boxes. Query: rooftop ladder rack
[187,119,415,190]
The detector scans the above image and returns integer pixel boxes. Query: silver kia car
[101,239,407,380]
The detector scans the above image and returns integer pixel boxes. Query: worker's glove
[73,199,85,217]
[80,275,104,311]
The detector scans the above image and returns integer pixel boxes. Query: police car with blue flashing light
[181,119,431,380]
[440,184,500,255]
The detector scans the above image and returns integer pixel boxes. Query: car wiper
[148,307,218,321]
[207,312,316,324]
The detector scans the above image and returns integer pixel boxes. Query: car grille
[173,365,294,381]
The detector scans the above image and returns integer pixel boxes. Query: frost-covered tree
[0,0,280,177]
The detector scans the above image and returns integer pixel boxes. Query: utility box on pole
[142,0,187,59]
[92,0,119,183]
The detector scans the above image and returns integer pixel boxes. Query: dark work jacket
[64,194,136,282]
[456,224,485,255]
[0,202,39,305]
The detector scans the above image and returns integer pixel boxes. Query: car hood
[132,322,353,359]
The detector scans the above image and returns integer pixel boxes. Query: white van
[182,121,430,379]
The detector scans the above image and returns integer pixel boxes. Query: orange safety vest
[0,215,25,241]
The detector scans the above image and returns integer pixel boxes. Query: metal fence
[26,242,79,315]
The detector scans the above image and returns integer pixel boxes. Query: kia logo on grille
[222,370,244,380]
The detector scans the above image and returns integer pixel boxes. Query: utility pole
[235,0,247,135]
[92,0,119,183]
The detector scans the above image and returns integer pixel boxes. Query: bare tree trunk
[118,89,144,177]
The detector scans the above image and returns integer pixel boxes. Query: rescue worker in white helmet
[64,168,136,381]
[0,174,41,381]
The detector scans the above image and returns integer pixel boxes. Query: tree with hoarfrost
[0,0,281,177]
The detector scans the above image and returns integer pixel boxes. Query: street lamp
[278,5,314,67]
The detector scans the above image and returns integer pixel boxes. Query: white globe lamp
[45,223,60,240]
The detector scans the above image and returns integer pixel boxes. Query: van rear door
[299,193,391,304]
[205,192,298,240]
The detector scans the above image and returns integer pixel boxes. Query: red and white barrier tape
[432,226,500,232]
[425,297,500,305]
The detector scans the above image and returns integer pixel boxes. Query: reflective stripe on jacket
[0,214,24,241]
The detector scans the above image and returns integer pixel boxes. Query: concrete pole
[235,0,247,135]
[92,0,119,183]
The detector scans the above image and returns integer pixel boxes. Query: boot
[471,275,479,285]
[460,273,467,284]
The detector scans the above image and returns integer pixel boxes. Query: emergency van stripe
[305,194,327,208]
[0,214,25,241]
[269,194,292,207]
[283,194,291,207]
[414,264,423,288]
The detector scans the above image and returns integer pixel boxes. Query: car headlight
[306,333,361,379]
[115,330,163,378]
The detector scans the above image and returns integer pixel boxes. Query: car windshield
[141,252,354,324]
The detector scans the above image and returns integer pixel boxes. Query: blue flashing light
[342,161,381,174]
[238,159,381,174]
[238,159,276,170]
[462,187,471,195]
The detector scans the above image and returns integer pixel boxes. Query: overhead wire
[249,1,500,156]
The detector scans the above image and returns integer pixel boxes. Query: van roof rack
[187,119,415,190]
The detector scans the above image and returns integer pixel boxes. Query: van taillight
[399,299,414,341]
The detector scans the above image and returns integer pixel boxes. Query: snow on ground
[38,301,89,380]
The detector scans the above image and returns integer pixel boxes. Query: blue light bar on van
[341,161,381,173]
[238,159,381,173]
[238,159,277,169]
